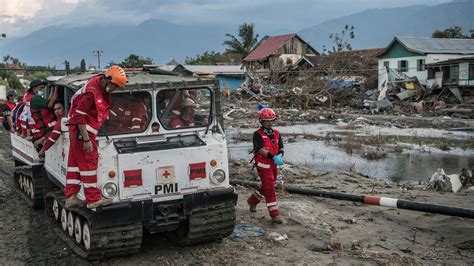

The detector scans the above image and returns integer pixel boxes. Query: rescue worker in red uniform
[19,79,47,139]
[38,102,64,159]
[30,86,59,149]
[169,97,208,128]
[64,66,127,209]
[106,94,148,134]
[1,90,18,132]
[247,108,285,224]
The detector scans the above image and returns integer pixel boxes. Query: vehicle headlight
[101,181,118,198]
[210,169,226,184]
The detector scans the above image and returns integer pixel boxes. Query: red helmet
[259,108,276,121]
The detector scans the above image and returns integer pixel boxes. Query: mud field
[1,114,474,265]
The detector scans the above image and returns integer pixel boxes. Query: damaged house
[242,33,319,76]
[425,57,474,89]
[377,37,474,89]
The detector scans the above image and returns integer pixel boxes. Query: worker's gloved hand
[273,154,284,166]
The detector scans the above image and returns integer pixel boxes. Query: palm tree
[223,23,259,60]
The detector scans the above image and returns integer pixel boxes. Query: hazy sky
[0,0,454,38]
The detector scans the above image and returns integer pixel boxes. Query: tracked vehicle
[11,69,237,259]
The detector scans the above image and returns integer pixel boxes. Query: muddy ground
[1,113,474,265]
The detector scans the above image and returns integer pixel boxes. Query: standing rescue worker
[64,66,127,209]
[247,108,285,224]
[1,90,18,132]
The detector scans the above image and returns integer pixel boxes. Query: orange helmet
[259,108,276,121]
[104,65,127,87]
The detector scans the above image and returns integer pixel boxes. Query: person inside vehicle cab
[168,97,208,128]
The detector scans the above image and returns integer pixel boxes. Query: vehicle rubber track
[14,165,44,209]
[173,201,236,245]
[45,192,143,260]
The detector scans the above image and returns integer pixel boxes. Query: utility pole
[92,49,103,70]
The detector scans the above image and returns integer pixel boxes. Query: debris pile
[427,168,473,193]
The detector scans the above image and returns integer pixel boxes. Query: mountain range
[1,1,472,67]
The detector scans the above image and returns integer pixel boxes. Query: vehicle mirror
[61,117,69,132]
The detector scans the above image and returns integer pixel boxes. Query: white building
[377,37,474,89]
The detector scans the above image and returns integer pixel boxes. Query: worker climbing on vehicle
[247,107,285,224]
[64,65,127,209]
[1,90,18,133]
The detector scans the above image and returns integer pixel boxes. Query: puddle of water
[227,123,474,182]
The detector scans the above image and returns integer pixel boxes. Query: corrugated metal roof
[243,34,297,62]
[382,37,474,56]
[156,64,244,75]
[54,71,211,91]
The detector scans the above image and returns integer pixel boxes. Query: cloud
[1,0,453,37]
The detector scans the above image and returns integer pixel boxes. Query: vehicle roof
[54,71,218,91]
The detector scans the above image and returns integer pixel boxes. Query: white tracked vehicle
[11,70,237,260]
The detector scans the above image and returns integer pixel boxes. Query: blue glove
[257,104,268,111]
[273,154,284,166]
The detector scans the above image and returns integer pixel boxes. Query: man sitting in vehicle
[38,102,64,159]
[18,79,48,139]
[169,97,208,128]
[30,85,59,148]
[106,94,148,134]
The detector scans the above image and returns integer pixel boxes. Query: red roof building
[243,33,319,72]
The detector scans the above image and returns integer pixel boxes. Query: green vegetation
[185,51,241,65]
[223,22,260,60]
[80,59,87,71]
[324,25,356,54]
[119,54,154,68]
[432,26,474,39]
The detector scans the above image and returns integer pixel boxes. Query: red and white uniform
[169,116,195,128]
[1,100,15,122]
[107,96,147,134]
[18,92,35,137]
[64,76,110,204]
[247,128,282,217]
[42,115,63,151]
[30,103,56,139]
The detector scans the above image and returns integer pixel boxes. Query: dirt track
[1,122,474,264]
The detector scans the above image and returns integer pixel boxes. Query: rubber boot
[271,215,284,224]
[247,198,257,212]
[64,194,85,209]
[87,198,113,209]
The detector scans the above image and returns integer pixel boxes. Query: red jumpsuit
[64,76,110,204]
[30,96,56,140]
[43,116,63,151]
[107,95,147,134]
[247,129,282,217]
[169,116,196,128]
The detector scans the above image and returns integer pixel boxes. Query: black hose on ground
[230,179,474,219]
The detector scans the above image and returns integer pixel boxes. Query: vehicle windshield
[100,91,152,135]
[157,88,212,130]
